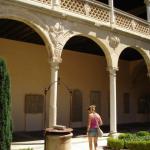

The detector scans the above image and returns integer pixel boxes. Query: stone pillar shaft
[108,67,118,134]
[48,60,59,127]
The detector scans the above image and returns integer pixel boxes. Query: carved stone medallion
[108,33,120,49]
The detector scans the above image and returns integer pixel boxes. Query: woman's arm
[87,114,91,132]
[99,115,103,126]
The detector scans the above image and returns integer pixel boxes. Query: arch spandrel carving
[46,22,73,60]
[108,33,120,49]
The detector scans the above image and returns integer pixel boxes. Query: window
[25,94,44,114]
[123,93,130,113]
[90,91,101,114]
[138,96,150,113]
[71,89,83,122]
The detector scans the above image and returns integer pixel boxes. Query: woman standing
[87,105,103,150]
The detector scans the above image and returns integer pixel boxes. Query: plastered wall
[0,38,149,131]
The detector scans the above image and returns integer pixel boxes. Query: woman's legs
[88,136,93,150]
[94,137,98,150]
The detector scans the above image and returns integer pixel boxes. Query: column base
[109,131,120,138]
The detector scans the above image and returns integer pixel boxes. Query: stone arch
[0,4,54,58]
[117,45,150,74]
[131,46,150,74]
[62,33,114,69]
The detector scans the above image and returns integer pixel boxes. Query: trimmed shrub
[108,131,150,150]
[145,141,150,150]
[136,131,150,137]
[0,58,12,150]
[108,137,124,150]
[119,133,136,140]
[126,140,148,150]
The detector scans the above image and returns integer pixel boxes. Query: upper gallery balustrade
[6,0,150,39]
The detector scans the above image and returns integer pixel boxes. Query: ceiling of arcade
[0,0,147,61]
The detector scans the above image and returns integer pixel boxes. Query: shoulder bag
[95,114,103,137]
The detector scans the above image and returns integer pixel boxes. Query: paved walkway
[11,135,108,150]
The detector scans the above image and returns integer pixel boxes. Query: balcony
[4,0,150,39]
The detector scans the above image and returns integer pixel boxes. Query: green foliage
[119,133,136,140]
[108,131,150,150]
[0,58,12,150]
[108,137,124,150]
[126,140,150,150]
[136,131,150,137]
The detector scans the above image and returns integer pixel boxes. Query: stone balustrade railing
[13,0,150,38]
[30,0,51,5]
[115,9,150,36]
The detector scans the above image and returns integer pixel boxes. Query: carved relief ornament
[107,66,119,77]
[46,22,72,59]
[108,33,120,49]
[84,3,91,16]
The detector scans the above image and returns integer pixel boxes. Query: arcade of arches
[0,0,150,135]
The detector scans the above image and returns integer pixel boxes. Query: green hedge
[108,138,124,150]
[107,131,150,150]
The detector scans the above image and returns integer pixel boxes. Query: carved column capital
[107,66,119,77]
[49,57,62,70]
[145,0,150,6]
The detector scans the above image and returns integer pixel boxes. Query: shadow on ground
[13,122,150,142]
[13,131,45,142]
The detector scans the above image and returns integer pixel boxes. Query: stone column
[109,0,115,24]
[48,59,60,127]
[108,66,118,134]
[145,0,150,22]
